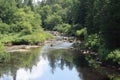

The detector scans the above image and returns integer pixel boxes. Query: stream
[0,38,120,80]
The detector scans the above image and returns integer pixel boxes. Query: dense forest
[0,0,120,67]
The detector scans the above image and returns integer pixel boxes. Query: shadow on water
[44,49,112,80]
[0,41,119,80]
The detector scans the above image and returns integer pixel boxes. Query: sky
[34,0,42,3]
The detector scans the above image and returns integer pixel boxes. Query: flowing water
[0,40,119,80]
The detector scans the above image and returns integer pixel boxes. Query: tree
[54,23,71,34]
[72,0,87,25]
[0,0,17,24]
[45,15,62,30]
[15,0,23,8]
[12,7,41,34]
[51,4,62,13]
[0,21,9,34]
[100,0,120,49]
[85,0,95,34]
[36,5,52,27]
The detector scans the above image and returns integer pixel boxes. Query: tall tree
[85,0,95,34]
[0,0,17,24]
[100,0,120,49]
[72,0,87,26]
[15,0,23,8]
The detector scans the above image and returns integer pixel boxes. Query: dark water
[0,41,120,80]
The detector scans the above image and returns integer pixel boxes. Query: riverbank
[6,45,40,52]
[5,39,55,53]
[0,30,54,53]
[72,42,120,72]
[5,33,75,53]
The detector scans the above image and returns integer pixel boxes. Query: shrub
[0,22,9,34]
[0,42,10,62]
[0,33,20,43]
[76,28,87,40]
[0,42,5,53]
[12,31,53,45]
[106,49,120,65]
[54,23,71,35]
[98,46,110,60]
[45,15,62,30]
[85,34,100,52]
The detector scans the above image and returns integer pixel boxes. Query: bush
[0,42,10,62]
[0,33,20,44]
[106,49,120,65]
[70,24,83,36]
[54,23,71,35]
[98,46,110,60]
[76,28,87,40]
[0,42,5,54]
[0,22,9,34]
[21,22,32,35]
[12,31,53,45]
[0,30,53,45]
[45,15,62,30]
[85,34,100,52]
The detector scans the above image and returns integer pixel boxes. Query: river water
[0,40,119,80]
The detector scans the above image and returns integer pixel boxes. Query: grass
[0,30,54,45]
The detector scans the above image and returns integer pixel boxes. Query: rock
[83,51,87,54]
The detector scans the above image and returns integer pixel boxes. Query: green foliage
[36,5,52,27]
[70,0,120,66]
[85,55,100,69]
[12,7,42,33]
[0,1,53,46]
[106,49,120,65]
[0,42,10,62]
[45,15,62,30]
[56,8,68,23]
[0,31,53,45]
[0,0,17,24]
[85,0,95,34]
[15,0,23,8]
[71,0,87,25]
[12,31,53,45]
[20,22,33,35]
[0,22,9,34]
[36,0,73,29]
[85,34,100,52]
[51,4,62,13]
[0,33,20,44]
[69,24,83,36]
[100,0,120,49]
[0,0,54,64]
[76,28,87,40]
[0,42,5,54]
[98,46,110,60]
[54,23,71,34]
[110,77,120,80]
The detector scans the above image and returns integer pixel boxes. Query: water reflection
[0,48,41,80]
[16,56,47,80]
[45,49,110,80]
[0,41,119,80]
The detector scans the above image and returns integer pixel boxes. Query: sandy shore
[5,39,56,53]
[6,45,40,52]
